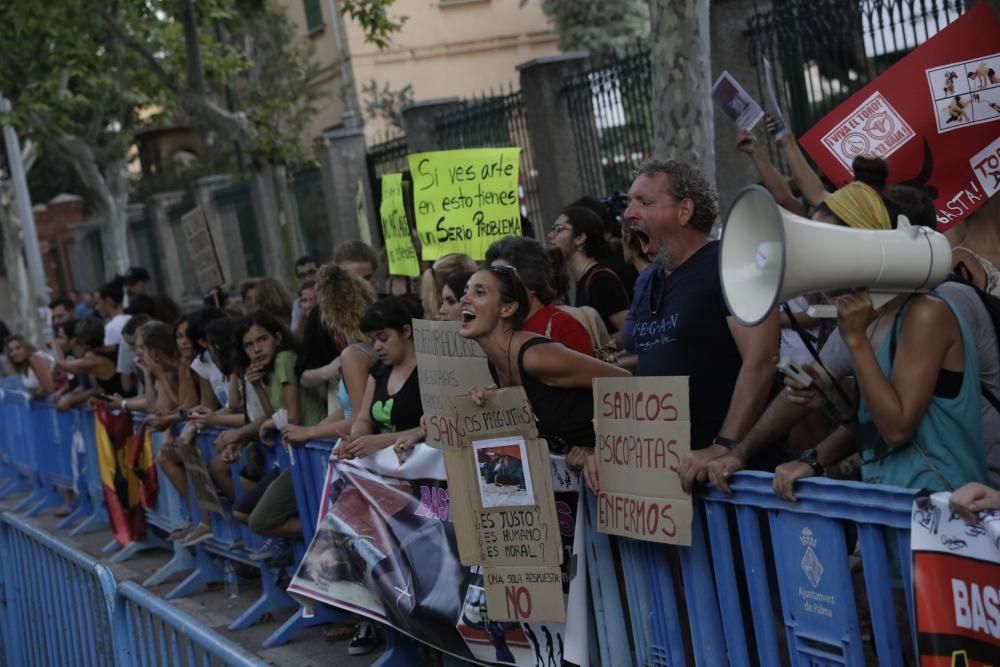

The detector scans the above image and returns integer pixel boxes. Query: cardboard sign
[412,319,493,449]
[179,440,224,516]
[799,5,1000,230]
[379,173,420,277]
[180,207,224,294]
[911,492,1000,666]
[483,565,566,624]
[446,388,566,622]
[592,377,692,545]
[408,148,522,261]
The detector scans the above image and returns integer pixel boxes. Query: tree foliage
[540,0,650,59]
[340,0,407,49]
[360,79,413,130]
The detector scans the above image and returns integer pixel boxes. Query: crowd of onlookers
[2,121,1000,653]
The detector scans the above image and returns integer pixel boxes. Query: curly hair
[635,159,719,235]
[317,263,376,345]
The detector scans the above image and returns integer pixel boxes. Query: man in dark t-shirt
[623,159,780,492]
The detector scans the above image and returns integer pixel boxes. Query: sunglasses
[488,264,517,275]
[548,224,572,235]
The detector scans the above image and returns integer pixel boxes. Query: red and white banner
[800,4,1000,230]
[911,492,1000,666]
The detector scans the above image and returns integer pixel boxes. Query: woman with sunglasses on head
[460,266,630,486]
[547,206,631,336]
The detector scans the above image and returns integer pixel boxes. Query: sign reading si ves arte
[592,376,692,545]
[911,492,1000,667]
[799,4,1000,230]
[408,148,522,261]
[379,173,420,277]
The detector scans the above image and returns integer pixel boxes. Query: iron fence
[746,0,965,161]
[434,88,543,231]
[367,131,409,179]
[562,46,655,199]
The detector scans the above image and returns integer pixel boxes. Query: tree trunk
[59,136,131,279]
[99,157,131,278]
[0,203,41,344]
[648,0,715,179]
[249,163,289,279]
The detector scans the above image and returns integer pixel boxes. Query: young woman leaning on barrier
[226,311,324,564]
[459,266,630,490]
[334,296,425,460]
[5,335,59,398]
[50,316,126,400]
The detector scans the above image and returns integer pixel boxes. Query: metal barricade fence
[0,512,118,666]
[113,581,268,667]
[590,471,918,667]
[0,512,270,667]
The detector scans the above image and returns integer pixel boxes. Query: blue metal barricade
[67,407,111,536]
[598,471,917,667]
[21,398,68,516]
[0,511,271,667]
[113,581,269,667]
[0,512,118,666]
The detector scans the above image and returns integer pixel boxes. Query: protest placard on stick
[379,173,420,277]
[179,441,224,517]
[180,207,225,295]
[593,376,692,545]
[408,148,521,261]
[447,388,566,623]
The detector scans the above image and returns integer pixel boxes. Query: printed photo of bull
[474,437,535,508]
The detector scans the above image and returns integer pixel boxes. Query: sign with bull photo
[592,376,693,545]
[447,387,566,623]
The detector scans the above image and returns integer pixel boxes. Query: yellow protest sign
[379,173,420,277]
[408,148,522,260]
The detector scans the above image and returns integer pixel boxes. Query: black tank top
[489,337,595,452]
[95,348,129,397]
[369,362,422,434]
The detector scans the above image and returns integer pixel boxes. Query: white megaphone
[720,185,953,326]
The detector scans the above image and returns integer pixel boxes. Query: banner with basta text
[799,4,1000,230]
[911,492,1000,666]
[408,148,522,260]
[592,377,692,545]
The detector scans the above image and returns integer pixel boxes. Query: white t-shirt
[191,354,228,407]
[104,313,131,347]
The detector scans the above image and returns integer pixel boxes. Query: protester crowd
[2,121,999,658]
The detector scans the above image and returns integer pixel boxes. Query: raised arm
[522,342,630,390]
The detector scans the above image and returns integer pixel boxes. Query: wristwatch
[799,448,824,476]
[712,436,737,450]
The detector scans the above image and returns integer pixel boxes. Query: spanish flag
[93,403,158,546]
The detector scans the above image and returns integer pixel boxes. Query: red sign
[800,4,1000,230]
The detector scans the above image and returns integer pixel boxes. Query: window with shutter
[303,0,323,33]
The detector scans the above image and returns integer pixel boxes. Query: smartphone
[776,357,813,387]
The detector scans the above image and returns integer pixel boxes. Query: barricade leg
[371,629,424,667]
[227,565,296,631]
[262,604,347,648]
[22,483,63,517]
[69,510,108,536]
[165,547,223,600]
[142,541,196,587]
[0,474,31,500]
[108,534,169,563]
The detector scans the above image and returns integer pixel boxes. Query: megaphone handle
[806,305,837,319]
[806,292,898,319]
